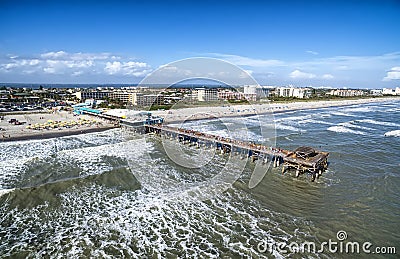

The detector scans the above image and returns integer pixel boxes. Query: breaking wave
[358,119,400,127]
[327,126,366,135]
[384,130,400,137]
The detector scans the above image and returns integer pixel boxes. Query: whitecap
[275,124,305,132]
[327,126,366,135]
[358,119,400,127]
[384,108,400,112]
[274,115,312,123]
[384,130,400,137]
[0,188,15,197]
[298,119,334,125]
[342,107,373,113]
[339,121,376,131]
[330,111,357,117]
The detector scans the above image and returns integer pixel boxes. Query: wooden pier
[141,123,329,181]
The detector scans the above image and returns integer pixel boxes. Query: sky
[0,0,399,88]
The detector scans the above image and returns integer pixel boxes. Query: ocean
[0,100,399,258]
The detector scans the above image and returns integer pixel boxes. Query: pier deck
[144,124,329,181]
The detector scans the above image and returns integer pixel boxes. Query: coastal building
[243,85,271,98]
[194,88,218,102]
[256,86,273,98]
[163,96,182,104]
[84,99,106,107]
[218,90,257,102]
[132,93,164,106]
[74,90,110,101]
[370,89,383,96]
[243,85,257,95]
[382,88,400,95]
[275,86,312,98]
[108,90,135,103]
[327,89,365,97]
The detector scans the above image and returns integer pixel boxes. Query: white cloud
[206,53,285,67]
[335,65,349,70]
[244,69,253,75]
[289,69,316,79]
[104,61,151,77]
[43,67,56,74]
[29,59,40,66]
[1,63,18,70]
[104,61,122,74]
[200,52,400,87]
[204,52,400,73]
[383,66,400,81]
[0,50,150,78]
[41,51,113,61]
[41,51,67,59]
[306,50,319,55]
[72,71,84,76]
[294,52,400,70]
[322,74,334,79]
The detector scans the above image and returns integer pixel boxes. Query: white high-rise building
[244,85,271,98]
[244,85,257,95]
[195,88,218,102]
[275,86,312,98]
[382,88,399,95]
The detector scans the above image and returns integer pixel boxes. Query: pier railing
[142,123,329,181]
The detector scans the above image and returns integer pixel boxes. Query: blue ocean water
[0,100,399,257]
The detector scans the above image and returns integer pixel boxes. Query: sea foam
[359,119,400,127]
[327,126,366,135]
[384,130,400,137]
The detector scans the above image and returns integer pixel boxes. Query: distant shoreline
[1,97,398,142]
[152,96,400,124]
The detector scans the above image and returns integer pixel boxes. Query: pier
[73,106,122,123]
[121,117,329,181]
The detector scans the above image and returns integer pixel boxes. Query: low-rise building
[382,87,400,95]
[108,90,135,103]
[275,86,312,98]
[370,89,383,96]
[74,90,110,101]
[243,85,272,98]
[327,89,365,97]
[194,88,218,102]
[133,93,164,106]
[218,90,256,102]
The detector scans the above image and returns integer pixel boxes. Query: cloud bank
[383,66,400,81]
[0,51,152,82]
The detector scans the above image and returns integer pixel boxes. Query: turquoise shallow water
[0,100,399,258]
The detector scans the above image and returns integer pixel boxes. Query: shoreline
[1,97,399,142]
[152,96,400,124]
[0,126,117,143]
[0,111,118,143]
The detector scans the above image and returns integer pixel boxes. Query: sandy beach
[1,97,399,141]
[151,97,400,123]
[0,111,117,142]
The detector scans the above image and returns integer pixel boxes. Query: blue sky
[0,0,399,88]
